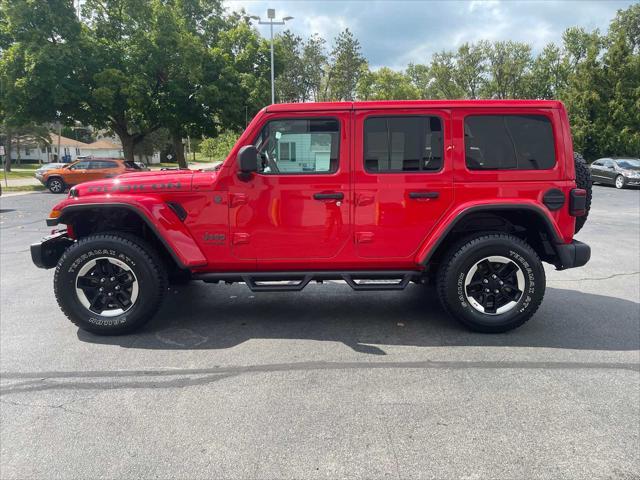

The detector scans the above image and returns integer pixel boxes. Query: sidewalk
[2,176,40,187]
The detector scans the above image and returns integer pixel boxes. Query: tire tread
[436,233,545,333]
[54,233,167,334]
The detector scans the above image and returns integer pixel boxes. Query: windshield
[615,159,640,169]
[124,161,142,170]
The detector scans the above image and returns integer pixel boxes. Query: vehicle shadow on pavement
[76,284,640,353]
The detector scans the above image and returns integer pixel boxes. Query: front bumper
[30,231,74,269]
[555,240,591,270]
[624,177,640,186]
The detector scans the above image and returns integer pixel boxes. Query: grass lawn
[5,164,40,170]
[2,170,38,180]
[2,184,45,193]
[187,152,227,163]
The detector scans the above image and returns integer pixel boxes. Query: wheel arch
[419,204,565,271]
[46,175,66,187]
[56,202,207,270]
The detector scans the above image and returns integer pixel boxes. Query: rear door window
[89,161,118,169]
[69,161,90,170]
[364,116,443,172]
[465,115,556,170]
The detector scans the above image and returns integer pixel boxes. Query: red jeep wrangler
[32,100,592,335]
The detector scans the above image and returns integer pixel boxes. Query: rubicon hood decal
[86,182,183,193]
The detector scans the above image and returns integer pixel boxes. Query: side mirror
[237,145,258,174]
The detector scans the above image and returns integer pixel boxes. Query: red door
[353,108,454,259]
[229,112,351,263]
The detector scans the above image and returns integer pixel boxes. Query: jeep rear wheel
[47,177,66,194]
[54,233,167,335]
[437,234,545,333]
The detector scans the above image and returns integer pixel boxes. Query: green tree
[274,30,305,103]
[68,0,162,162]
[199,131,238,161]
[217,13,271,116]
[483,41,532,99]
[325,29,365,101]
[527,43,570,99]
[561,28,605,158]
[406,63,431,99]
[356,67,419,100]
[301,34,327,102]
[0,0,82,170]
[454,42,488,99]
[427,51,464,99]
[599,4,640,156]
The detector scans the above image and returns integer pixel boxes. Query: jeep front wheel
[54,233,167,335]
[437,234,545,333]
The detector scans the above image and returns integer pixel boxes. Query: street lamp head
[267,8,275,19]
[283,16,294,21]
[249,15,260,20]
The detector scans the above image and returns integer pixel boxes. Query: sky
[224,0,636,70]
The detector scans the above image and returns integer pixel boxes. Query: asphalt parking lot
[1,186,639,479]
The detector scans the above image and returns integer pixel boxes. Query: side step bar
[192,271,421,292]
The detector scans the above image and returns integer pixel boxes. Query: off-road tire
[437,233,546,333]
[47,177,66,194]
[54,233,167,335]
[574,152,591,234]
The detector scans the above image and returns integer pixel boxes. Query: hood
[71,169,195,196]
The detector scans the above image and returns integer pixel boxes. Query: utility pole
[247,9,294,105]
[56,121,62,162]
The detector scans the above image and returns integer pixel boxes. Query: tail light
[570,188,587,216]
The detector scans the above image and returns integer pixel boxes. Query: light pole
[248,9,293,105]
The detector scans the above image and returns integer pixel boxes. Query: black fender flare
[420,204,565,266]
[49,202,206,269]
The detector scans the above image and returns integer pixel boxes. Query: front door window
[254,118,340,174]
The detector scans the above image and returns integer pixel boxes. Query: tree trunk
[3,131,12,172]
[172,134,187,169]
[16,136,21,166]
[120,135,135,163]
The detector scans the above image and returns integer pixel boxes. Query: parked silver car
[590,157,640,189]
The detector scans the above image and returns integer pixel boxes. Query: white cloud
[224,0,635,68]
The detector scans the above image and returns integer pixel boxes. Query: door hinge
[232,233,250,245]
[355,232,374,244]
[230,193,248,208]
[356,194,375,207]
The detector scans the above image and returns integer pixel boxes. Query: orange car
[40,158,143,193]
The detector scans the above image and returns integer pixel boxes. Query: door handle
[313,192,344,200]
[409,191,439,199]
